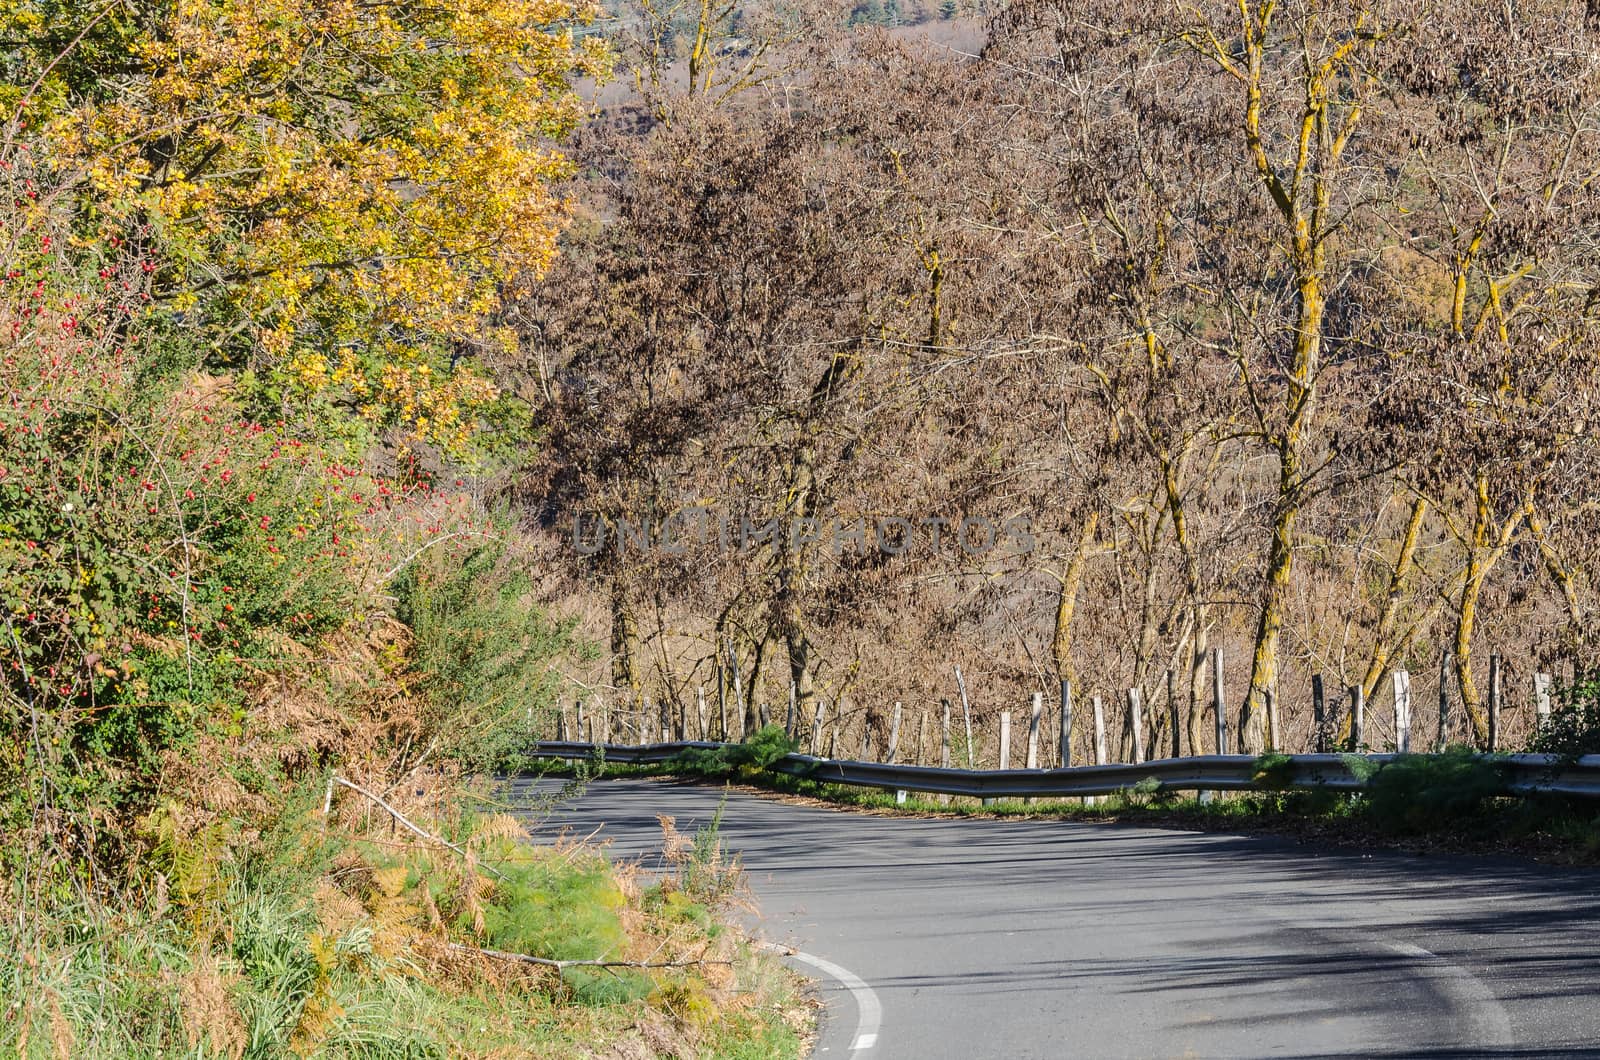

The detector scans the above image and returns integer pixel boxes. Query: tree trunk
[610,573,640,699]
[1452,477,1530,747]
[1050,513,1100,685]
[1356,496,1429,709]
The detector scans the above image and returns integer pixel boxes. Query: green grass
[1,779,810,1059]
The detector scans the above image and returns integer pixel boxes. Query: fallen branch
[327,774,506,879]
[446,941,734,970]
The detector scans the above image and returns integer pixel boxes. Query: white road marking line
[1382,941,1514,1046]
[761,942,882,1053]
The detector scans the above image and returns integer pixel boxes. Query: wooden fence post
[1534,672,1552,732]
[1350,684,1365,751]
[1393,670,1412,753]
[1128,688,1145,764]
[1167,668,1180,759]
[940,700,952,804]
[984,712,1012,807]
[787,682,797,738]
[1437,651,1453,751]
[858,711,872,761]
[555,702,566,742]
[941,699,952,768]
[575,700,585,743]
[1212,646,1227,754]
[1090,694,1108,807]
[1488,653,1502,752]
[1027,692,1043,770]
[1266,688,1280,753]
[887,701,905,802]
[1312,675,1326,753]
[1059,679,1074,769]
[696,686,707,741]
[729,641,745,741]
[955,667,976,767]
[811,698,826,755]
[917,709,927,766]
[718,680,728,742]
[1092,696,1108,766]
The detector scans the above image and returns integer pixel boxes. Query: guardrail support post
[697,685,707,741]
[811,698,827,756]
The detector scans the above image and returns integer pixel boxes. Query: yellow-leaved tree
[4,0,608,450]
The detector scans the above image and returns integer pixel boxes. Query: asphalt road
[509,778,1600,1059]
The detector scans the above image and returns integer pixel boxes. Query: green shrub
[1529,680,1600,758]
[665,725,797,777]
[1251,752,1295,790]
[1361,748,1509,833]
[392,541,573,772]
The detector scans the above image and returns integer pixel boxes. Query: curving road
[510,778,1600,1059]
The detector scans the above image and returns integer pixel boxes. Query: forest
[526,0,1600,765]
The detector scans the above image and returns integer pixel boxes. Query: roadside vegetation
[0,0,808,1054]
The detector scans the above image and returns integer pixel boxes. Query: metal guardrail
[530,741,1600,799]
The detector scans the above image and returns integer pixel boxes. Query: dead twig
[327,774,506,879]
[446,941,733,970]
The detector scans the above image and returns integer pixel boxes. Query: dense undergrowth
[6,772,807,1057]
[0,116,806,1060]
